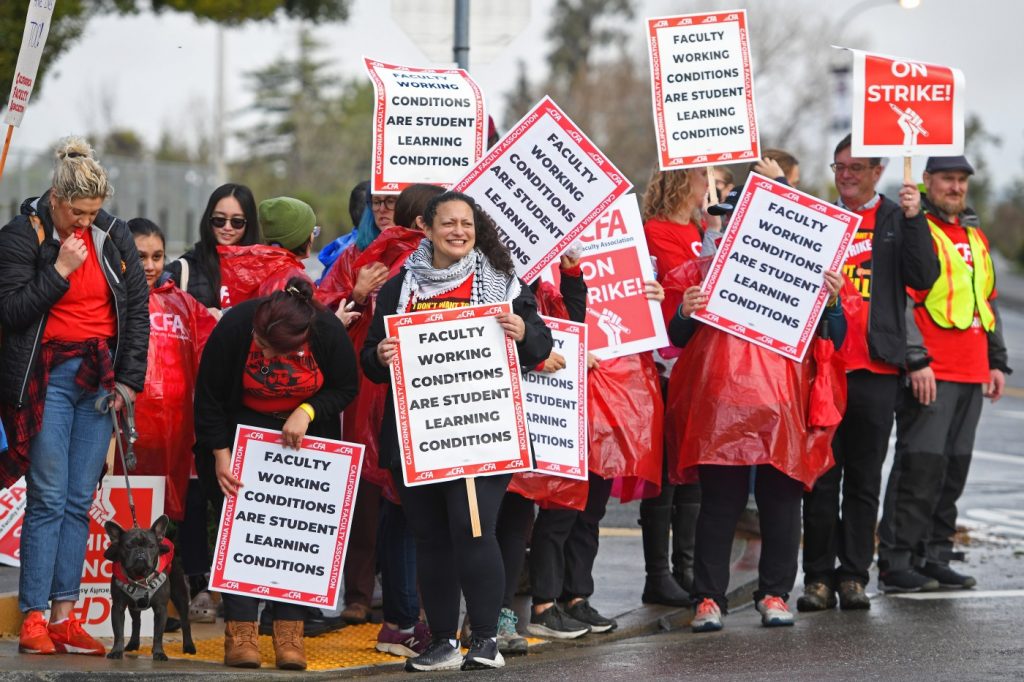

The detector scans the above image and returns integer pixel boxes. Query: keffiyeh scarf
[398,240,521,311]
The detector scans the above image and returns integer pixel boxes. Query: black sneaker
[879,568,941,593]
[919,563,977,589]
[526,604,590,639]
[404,638,462,672]
[461,637,505,671]
[564,599,617,633]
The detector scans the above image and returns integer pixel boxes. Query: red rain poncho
[119,280,216,520]
[216,244,315,307]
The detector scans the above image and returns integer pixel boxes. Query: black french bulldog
[104,515,196,660]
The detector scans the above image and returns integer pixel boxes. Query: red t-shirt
[241,339,323,414]
[839,203,899,375]
[44,230,117,343]
[909,214,992,384]
[643,217,703,283]
[407,275,474,312]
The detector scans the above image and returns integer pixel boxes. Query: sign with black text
[210,427,362,609]
[452,97,632,283]
[695,174,860,361]
[522,317,588,480]
[365,58,487,193]
[646,10,759,169]
[386,303,532,486]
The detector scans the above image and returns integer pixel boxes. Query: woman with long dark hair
[363,192,551,672]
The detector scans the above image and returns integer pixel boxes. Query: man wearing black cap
[876,155,1011,591]
[799,134,940,612]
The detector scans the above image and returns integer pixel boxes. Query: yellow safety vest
[923,218,995,331]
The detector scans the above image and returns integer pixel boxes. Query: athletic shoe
[879,569,941,593]
[18,611,56,655]
[404,637,463,672]
[838,580,871,610]
[756,596,794,627]
[919,563,977,589]
[526,604,590,639]
[691,598,723,633]
[376,622,430,658]
[189,590,217,624]
[564,598,617,633]
[48,616,106,655]
[796,581,837,612]
[461,636,505,671]
[496,608,528,655]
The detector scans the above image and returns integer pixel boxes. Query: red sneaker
[18,611,56,654]
[48,616,106,655]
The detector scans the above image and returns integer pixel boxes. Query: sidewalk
[0,527,761,678]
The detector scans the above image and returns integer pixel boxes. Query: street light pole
[454,0,470,70]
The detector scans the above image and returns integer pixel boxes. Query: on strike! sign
[4,0,56,127]
[522,317,588,481]
[849,48,965,157]
[695,174,861,362]
[210,427,363,609]
[646,10,759,169]
[365,58,487,193]
[541,194,668,359]
[452,97,632,283]
[386,303,532,486]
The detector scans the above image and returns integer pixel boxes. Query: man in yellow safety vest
[877,155,1012,592]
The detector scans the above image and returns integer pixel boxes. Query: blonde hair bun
[51,135,113,201]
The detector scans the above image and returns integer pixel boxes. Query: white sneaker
[756,595,794,627]
[691,598,723,632]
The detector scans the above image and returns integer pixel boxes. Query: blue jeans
[19,357,112,613]
[378,499,419,628]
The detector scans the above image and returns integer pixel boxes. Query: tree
[0,0,351,111]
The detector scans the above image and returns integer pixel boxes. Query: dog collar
[111,538,174,609]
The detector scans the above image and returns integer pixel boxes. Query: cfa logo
[653,19,668,27]
[568,131,583,143]
[485,306,504,315]
[309,441,327,451]
[720,152,734,160]
[312,596,328,604]
[254,586,271,595]
[250,432,264,440]
[382,183,399,191]
[445,467,466,477]
[223,581,239,589]
[730,324,747,334]
[457,309,476,319]
[426,313,444,322]
[783,192,801,201]
[395,317,413,326]
[284,591,302,599]
[479,462,497,472]
[757,335,774,345]
[416,472,434,481]
[694,155,708,163]
[810,203,829,213]
[150,312,185,335]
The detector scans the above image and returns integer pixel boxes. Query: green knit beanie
[259,197,316,251]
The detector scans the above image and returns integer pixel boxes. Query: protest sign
[695,174,861,362]
[646,10,759,169]
[522,317,588,480]
[3,0,56,127]
[210,427,362,609]
[848,48,965,157]
[386,303,532,486]
[542,194,668,359]
[451,96,632,283]
[365,58,487,193]
[0,477,26,566]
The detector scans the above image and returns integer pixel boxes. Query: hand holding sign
[376,336,400,366]
[824,270,842,307]
[898,182,922,218]
[353,263,390,305]
[281,408,312,450]
[214,447,243,497]
[495,312,526,342]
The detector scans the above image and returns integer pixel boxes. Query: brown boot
[272,620,307,670]
[224,620,260,668]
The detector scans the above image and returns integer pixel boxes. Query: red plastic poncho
[119,281,216,520]
[217,244,315,307]
[318,227,424,309]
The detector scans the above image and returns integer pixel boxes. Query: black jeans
[878,381,982,571]
[692,464,803,610]
[177,479,211,578]
[802,371,899,587]
[496,492,535,609]
[397,473,511,640]
[222,594,306,622]
[379,499,419,628]
[530,473,613,603]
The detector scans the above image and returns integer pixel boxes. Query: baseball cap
[708,187,742,216]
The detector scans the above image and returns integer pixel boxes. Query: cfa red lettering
[582,209,629,243]
[70,597,111,626]
[150,312,186,334]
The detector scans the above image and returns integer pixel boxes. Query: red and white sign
[646,10,759,169]
[542,194,668,359]
[850,48,965,157]
[386,303,532,486]
[4,0,56,127]
[210,427,363,609]
[452,96,632,283]
[0,477,27,566]
[365,58,487,194]
[522,317,588,480]
[695,174,861,362]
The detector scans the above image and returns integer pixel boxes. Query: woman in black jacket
[193,276,358,670]
[0,137,149,657]
[362,192,552,673]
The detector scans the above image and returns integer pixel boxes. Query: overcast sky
[9,0,1023,192]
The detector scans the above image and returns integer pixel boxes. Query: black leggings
[397,473,511,639]
[496,492,535,609]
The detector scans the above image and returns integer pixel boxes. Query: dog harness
[111,538,174,609]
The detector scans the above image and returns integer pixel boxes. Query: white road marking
[992,410,1024,420]
[889,589,1024,601]
[974,449,1024,465]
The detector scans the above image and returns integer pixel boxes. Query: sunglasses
[210,216,247,229]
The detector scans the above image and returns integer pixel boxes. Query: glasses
[830,163,876,174]
[312,225,321,239]
[371,197,397,211]
[210,216,247,229]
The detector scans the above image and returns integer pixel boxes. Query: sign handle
[707,166,720,205]
[465,477,482,538]
[903,157,912,185]
[0,125,14,187]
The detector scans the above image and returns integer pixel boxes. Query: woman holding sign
[194,267,359,670]
[363,191,552,672]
